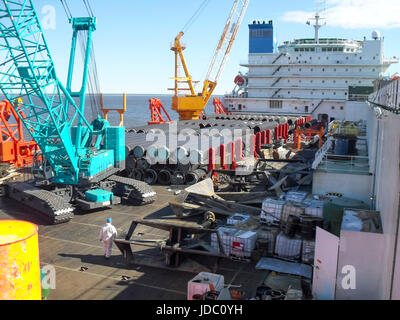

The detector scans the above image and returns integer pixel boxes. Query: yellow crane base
[172,96,205,120]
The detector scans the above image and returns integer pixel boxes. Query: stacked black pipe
[124,115,306,185]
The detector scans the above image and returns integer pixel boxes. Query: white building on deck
[224,13,398,121]
[309,79,400,300]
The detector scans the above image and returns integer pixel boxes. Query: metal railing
[316,154,370,174]
[368,78,400,114]
[312,136,333,169]
[349,94,369,102]
[224,92,248,98]
[281,39,361,46]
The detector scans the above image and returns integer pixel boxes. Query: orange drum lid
[0,220,38,246]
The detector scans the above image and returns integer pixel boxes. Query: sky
[34,0,400,94]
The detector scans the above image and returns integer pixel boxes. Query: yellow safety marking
[326,192,343,198]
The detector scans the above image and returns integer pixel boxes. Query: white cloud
[282,0,400,29]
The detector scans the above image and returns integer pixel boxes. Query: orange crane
[148,98,172,125]
[170,0,249,120]
[213,98,231,115]
[100,93,127,127]
[294,126,325,150]
[0,100,38,168]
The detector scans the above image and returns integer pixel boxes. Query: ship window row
[270,100,283,109]
[285,67,376,72]
[276,91,345,95]
[294,47,316,52]
[254,79,369,86]
[250,78,370,86]
[284,79,368,84]
[248,54,379,65]
[267,90,349,98]
[248,80,371,90]
[268,90,348,95]
[322,47,345,52]
[292,47,358,53]
[250,29,273,38]
[288,55,377,61]
[288,56,377,63]
[267,104,346,112]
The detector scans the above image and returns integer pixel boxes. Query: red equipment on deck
[0,99,38,167]
[234,75,245,86]
[148,98,172,125]
[148,97,229,121]
[293,125,325,150]
[213,98,230,115]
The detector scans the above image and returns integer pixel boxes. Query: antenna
[316,0,327,15]
[306,0,327,44]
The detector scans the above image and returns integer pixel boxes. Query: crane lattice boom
[0,0,92,180]
[170,0,249,120]
[205,0,249,84]
[0,0,156,223]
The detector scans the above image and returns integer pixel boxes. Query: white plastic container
[231,230,258,258]
[305,200,324,218]
[281,202,306,224]
[285,287,303,300]
[302,240,315,264]
[285,191,308,203]
[275,232,302,260]
[257,227,280,255]
[211,227,240,256]
[187,272,225,300]
[261,198,285,225]
[227,213,251,226]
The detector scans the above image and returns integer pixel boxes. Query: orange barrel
[0,220,41,300]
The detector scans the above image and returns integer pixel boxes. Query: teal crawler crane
[0,0,156,224]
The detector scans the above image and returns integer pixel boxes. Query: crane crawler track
[107,175,157,206]
[6,182,74,225]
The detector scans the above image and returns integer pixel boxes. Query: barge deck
[0,185,267,300]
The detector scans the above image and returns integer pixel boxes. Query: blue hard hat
[107,218,112,223]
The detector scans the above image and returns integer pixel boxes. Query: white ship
[223,12,399,121]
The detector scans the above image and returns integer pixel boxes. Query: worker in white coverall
[99,218,118,259]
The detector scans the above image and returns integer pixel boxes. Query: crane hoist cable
[60,0,72,19]
[80,35,96,119]
[77,30,101,120]
[171,0,249,120]
[181,0,211,33]
[88,43,102,119]
[83,0,100,119]
[81,0,101,120]
[59,0,101,121]
[177,0,211,90]
[83,0,95,17]
[60,0,94,18]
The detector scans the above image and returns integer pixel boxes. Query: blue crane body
[0,0,156,223]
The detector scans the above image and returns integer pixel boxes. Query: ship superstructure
[224,12,398,121]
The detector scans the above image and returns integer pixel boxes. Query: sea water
[0,93,221,129]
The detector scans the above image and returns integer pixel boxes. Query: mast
[307,1,326,44]
[314,12,322,44]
